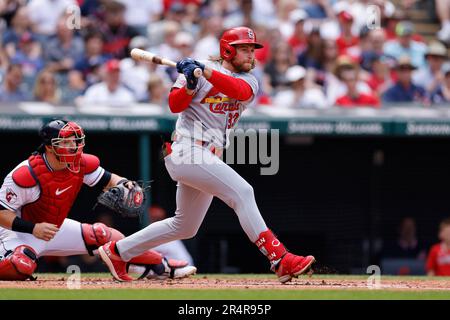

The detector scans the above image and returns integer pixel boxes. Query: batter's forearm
[203,68,253,101]
[168,87,194,113]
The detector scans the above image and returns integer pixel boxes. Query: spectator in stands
[74,31,110,86]
[10,32,44,81]
[345,25,370,62]
[430,62,450,105]
[147,205,194,265]
[297,25,323,71]
[81,59,136,106]
[0,0,24,27]
[45,17,84,74]
[287,9,308,56]
[274,0,299,40]
[360,29,387,72]
[426,217,450,276]
[383,8,425,42]
[174,31,195,62]
[265,41,296,89]
[33,68,61,104]
[335,10,359,56]
[222,0,253,30]
[436,0,450,43]
[27,0,76,37]
[120,35,152,102]
[164,1,188,26]
[252,24,272,66]
[309,38,339,87]
[382,56,427,104]
[413,41,448,95]
[384,21,427,69]
[2,6,34,51]
[302,0,335,19]
[365,54,395,97]
[147,74,168,106]
[382,217,427,260]
[250,0,277,27]
[149,21,182,64]
[98,1,139,59]
[325,54,373,106]
[193,15,222,60]
[335,64,380,108]
[61,70,86,104]
[383,8,403,41]
[117,0,163,36]
[273,65,327,109]
[0,64,27,102]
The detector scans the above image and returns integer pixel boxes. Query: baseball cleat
[172,265,197,279]
[275,253,315,284]
[145,258,197,280]
[98,241,133,282]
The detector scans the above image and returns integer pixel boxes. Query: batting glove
[176,58,196,74]
[193,60,205,72]
[183,64,199,90]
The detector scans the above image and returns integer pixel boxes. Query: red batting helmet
[220,26,264,61]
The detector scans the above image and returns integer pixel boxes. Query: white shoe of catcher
[128,257,197,280]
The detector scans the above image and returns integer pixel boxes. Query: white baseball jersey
[172,60,259,148]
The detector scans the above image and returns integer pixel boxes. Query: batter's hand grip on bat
[130,48,203,78]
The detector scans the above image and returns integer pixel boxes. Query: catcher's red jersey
[426,243,450,276]
[0,153,104,227]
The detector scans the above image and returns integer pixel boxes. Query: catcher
[0,119,196,281]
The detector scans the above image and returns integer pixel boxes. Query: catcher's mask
[39,119,85,173]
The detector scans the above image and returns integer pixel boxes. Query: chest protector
[21,154,86,227]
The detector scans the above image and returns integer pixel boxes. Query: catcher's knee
[81,223,125,255]
[0,245,37,281]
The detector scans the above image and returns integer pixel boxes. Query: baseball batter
[0,119,196,280]
[99,27,315,283]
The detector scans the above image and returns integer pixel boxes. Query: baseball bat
[130,48,203,78]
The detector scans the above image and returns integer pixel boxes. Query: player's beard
[231,58,256,73]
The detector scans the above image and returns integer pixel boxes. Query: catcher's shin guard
[255,230,315,283]
[81,223,126,255]
[128,250,163,265]
[0,245,37,281]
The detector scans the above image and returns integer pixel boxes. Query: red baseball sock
[255,230,287,270]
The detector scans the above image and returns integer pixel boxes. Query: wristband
[117,179,129,186]
[12,217,35,234]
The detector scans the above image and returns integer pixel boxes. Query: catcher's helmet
[39,119,85,173]
[219,26,263,61]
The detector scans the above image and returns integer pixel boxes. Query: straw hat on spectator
[425,41,447,59]
[334,55,357,77]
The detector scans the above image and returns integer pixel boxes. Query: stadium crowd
[0,0,450,109]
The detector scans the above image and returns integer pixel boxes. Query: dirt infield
[1,275,449,291]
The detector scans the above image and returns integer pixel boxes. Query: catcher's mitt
[95,179,147,218]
